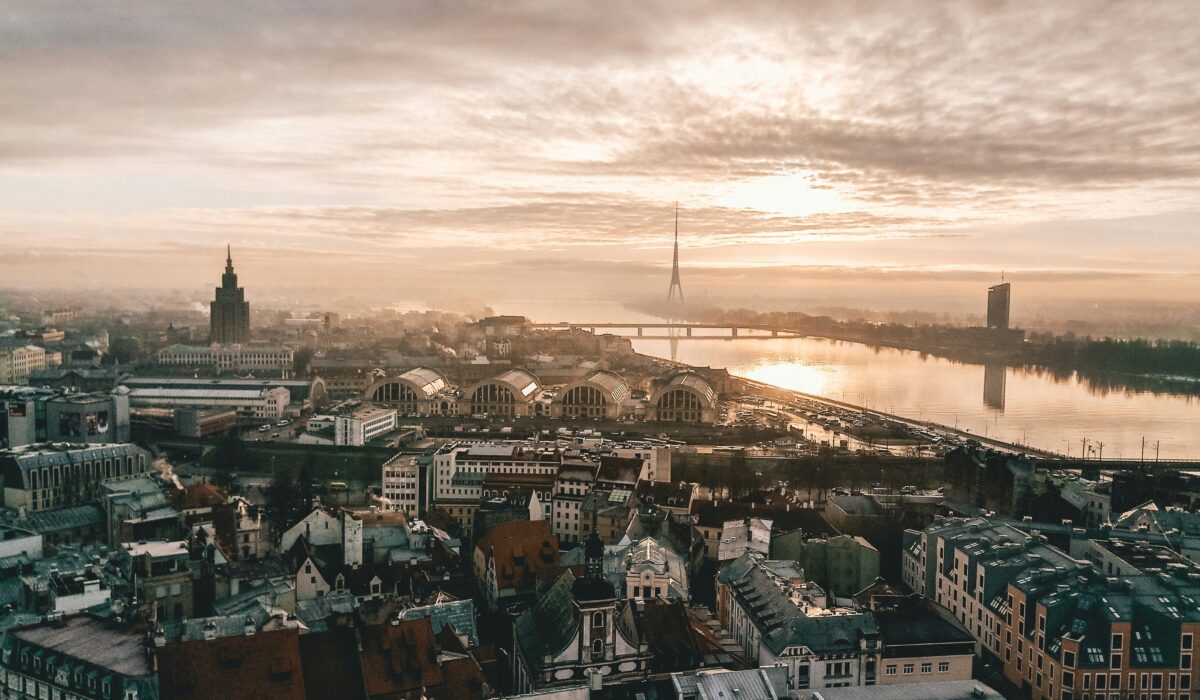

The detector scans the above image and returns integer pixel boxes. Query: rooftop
[10,615,153,678]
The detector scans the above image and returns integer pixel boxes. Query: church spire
[225,244,233,273]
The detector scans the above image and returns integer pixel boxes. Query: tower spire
[667,203,684,304]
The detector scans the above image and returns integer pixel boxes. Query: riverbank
[626,301,1200,399]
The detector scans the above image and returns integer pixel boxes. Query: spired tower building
[209,245,250,343]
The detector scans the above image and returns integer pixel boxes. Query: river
[493,299,1200,460]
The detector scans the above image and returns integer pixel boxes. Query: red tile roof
[157,628,307,700]
[475,520,559,594]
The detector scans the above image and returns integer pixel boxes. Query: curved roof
[554,369,630,405]
[474,368,541,400]
[653,371,716,407]
[396,367,448,399]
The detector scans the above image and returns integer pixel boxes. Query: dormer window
[591,612,604,628]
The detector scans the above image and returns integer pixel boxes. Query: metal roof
[396,367,449,399]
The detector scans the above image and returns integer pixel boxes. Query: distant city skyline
[1,2,1198,309]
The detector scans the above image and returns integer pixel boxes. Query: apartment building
[381,454,420,518]
[431,442,560,531]
[904,517,1200,700]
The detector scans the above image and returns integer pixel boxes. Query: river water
[496,299,1200,460]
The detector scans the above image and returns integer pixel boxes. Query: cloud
[0,0,1198,305]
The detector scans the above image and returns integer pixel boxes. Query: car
[257,425,271,432]
[271,432,280,438]
[277,419,290,426]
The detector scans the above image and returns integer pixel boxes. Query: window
[1112,634,1124,650]
[1185,634,1194,651]
[903,664,914,675]
[592,638,603,656]
[922,663,932,674]
[886,666,897,676]
[939,662,950,673]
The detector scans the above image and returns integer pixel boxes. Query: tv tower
[667,203,684,303]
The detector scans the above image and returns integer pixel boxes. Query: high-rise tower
[987,282,1011,330]
[667,204,684,304]
[209,245,250,344]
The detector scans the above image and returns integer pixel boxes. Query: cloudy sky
[1,1,1197,312]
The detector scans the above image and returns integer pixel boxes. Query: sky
[1,1,1198,314]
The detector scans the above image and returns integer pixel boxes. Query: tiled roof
[157,627,307,700]
[358,617,443,697]
[298,628,367,700]
[475,520,559,594]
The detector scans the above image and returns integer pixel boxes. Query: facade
[122,540,193,622]
[1,442,151,514]
[45,391,131,445]
[646,371,717,423]
[553,461,597,545]
[381,454,420,518]
[716,551,880,692]
[868,596,976,686]
[903,516,1200,700]
[549,370,630,420]
[605,536,690,600]
[611,444,672,484]
[511,538,651,693]
[0,345,54,385]
[364,367,450,415]
[771,532,881,598]
[333,405,397,446]
[120,376,323,414]
[432,442,561,531]
[0,524,43,561]
[0,386,57,448]
[209,245,250,344]
[173,407,238,438]
[0,615,160,700]
[2,386,130,448]
[463,368,543,417]
[126,386,290,419]
[986,282,1011,330]
[155,343,293,375]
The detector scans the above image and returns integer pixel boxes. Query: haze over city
[7,4,1200,700]
[2,1,1198,319]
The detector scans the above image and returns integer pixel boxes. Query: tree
[209,431,253,487]
[107,336,141,364]
[293,346,316,376]
[298,453,317,514]
[264,467,304,533]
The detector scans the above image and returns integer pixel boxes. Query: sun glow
[717,170,855,217]
[744,360,829,396]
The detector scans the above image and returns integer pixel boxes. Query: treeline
[632,301,1200,384]
[1023,335,1200,380]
